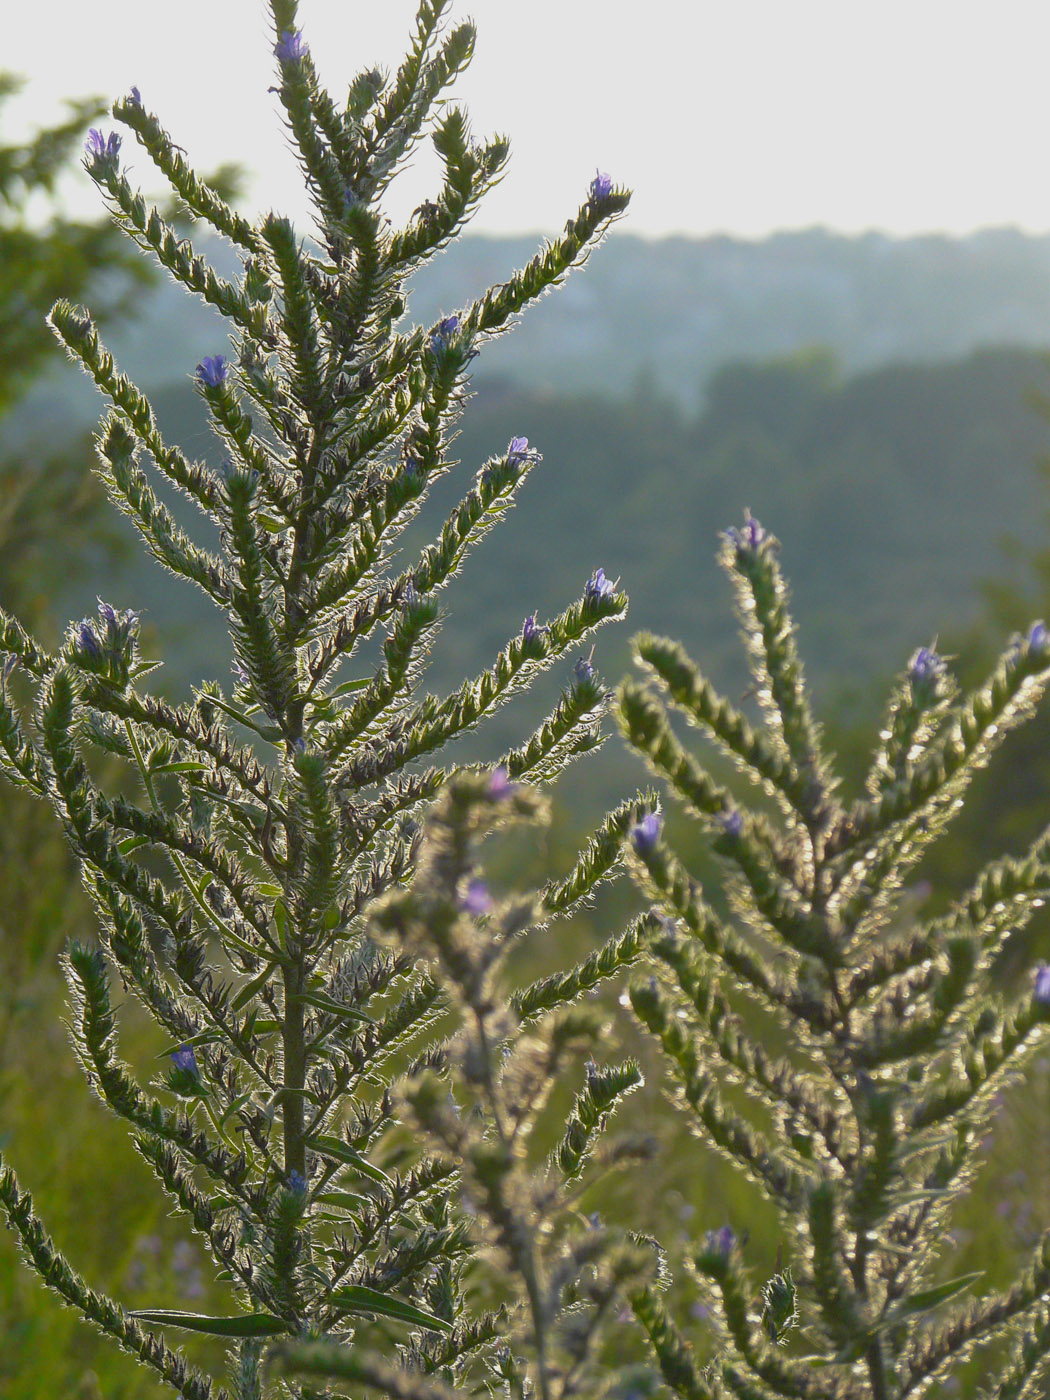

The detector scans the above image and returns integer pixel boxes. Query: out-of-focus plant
[278,770,660,1400]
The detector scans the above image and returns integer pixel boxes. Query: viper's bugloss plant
[276,771,662,1400]
[0,3,634,1395]
[618,516,1050,1399]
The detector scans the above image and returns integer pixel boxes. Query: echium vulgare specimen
[0,1,631,1394]
[275,769,663,1400]
[618,517,1050,1400]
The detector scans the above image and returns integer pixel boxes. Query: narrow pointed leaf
[326,1285,452,1332]
[129,1308,290,1337]
[306,1133,392,1183]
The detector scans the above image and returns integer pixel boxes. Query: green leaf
[316,1190,369,1211]
[327,676,372,697]
[273,898,288,947]
[117,835,150,855]
[306,1134,392,1184]
[155,1029,226,1058]
[232,960,281,1011]
[326,1285,452,1332]
[882,1271,984,1324]
[131,659,164,678]
[129,1309,290,1337]
[292,990,373,1024]
[149,761,210,775]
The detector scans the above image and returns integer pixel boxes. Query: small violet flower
[287,1169,308,1195]
[274,29,308,62]
[522,613,546,647]
[129,86,142,106]
[508,436,530,464]
[630,812,663,854]
[590,170,613,201]
[910,646,944,685]
[1034,964,1050,1005]
[171,1045,198,1075]
[1028,621,1050,656]
[573,653,596,686]
[703,1225,736,1260]
[76,620,102,660]
[726,513,766,554]
[85,129,121,164]
[718,808,744,838]
[195,355,228,388]
[487,766,517,800]
[459,877,492,916]
[429,315,460,355]
[585,568,616,603]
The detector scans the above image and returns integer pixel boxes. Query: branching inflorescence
[0,4,643,1396]
[618,516,1050,1400]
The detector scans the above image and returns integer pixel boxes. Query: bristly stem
[281,960,307,1180]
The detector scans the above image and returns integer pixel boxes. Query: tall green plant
[0,4,636,1395]
[276,769,660,1400]
[617,515,1050,1399]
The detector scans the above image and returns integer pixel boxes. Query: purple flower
[487,766,517,799]
[195,355,228,388]
[910,646,943,684]
[171,1045,198,1075]
[232,659,250,687]
[76,620,102,659]
[85,129,121,164]
[726,513,766,554]
[1028,621,1050,656]
[288,1169,308,1195]
[459,878,492,916]
[718,808,743,838]
[129,86,142,106]
[522,613,546,647]
[630,812,662,854]
[573,653,596,685]
[1034,964,1050,1005]
[274,29,308,62]
[508,436,530,463]
[429,315,460,355]
[590,170,613,201]
[703,1225,735,1260]
[585,568,616,603]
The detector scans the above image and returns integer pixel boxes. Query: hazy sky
[12,0,1050,239]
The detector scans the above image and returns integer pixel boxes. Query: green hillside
[20,343,1046,821]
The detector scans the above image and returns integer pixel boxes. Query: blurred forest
[6,99,1050,1396]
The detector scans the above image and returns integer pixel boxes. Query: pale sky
[11,0,1050,239]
